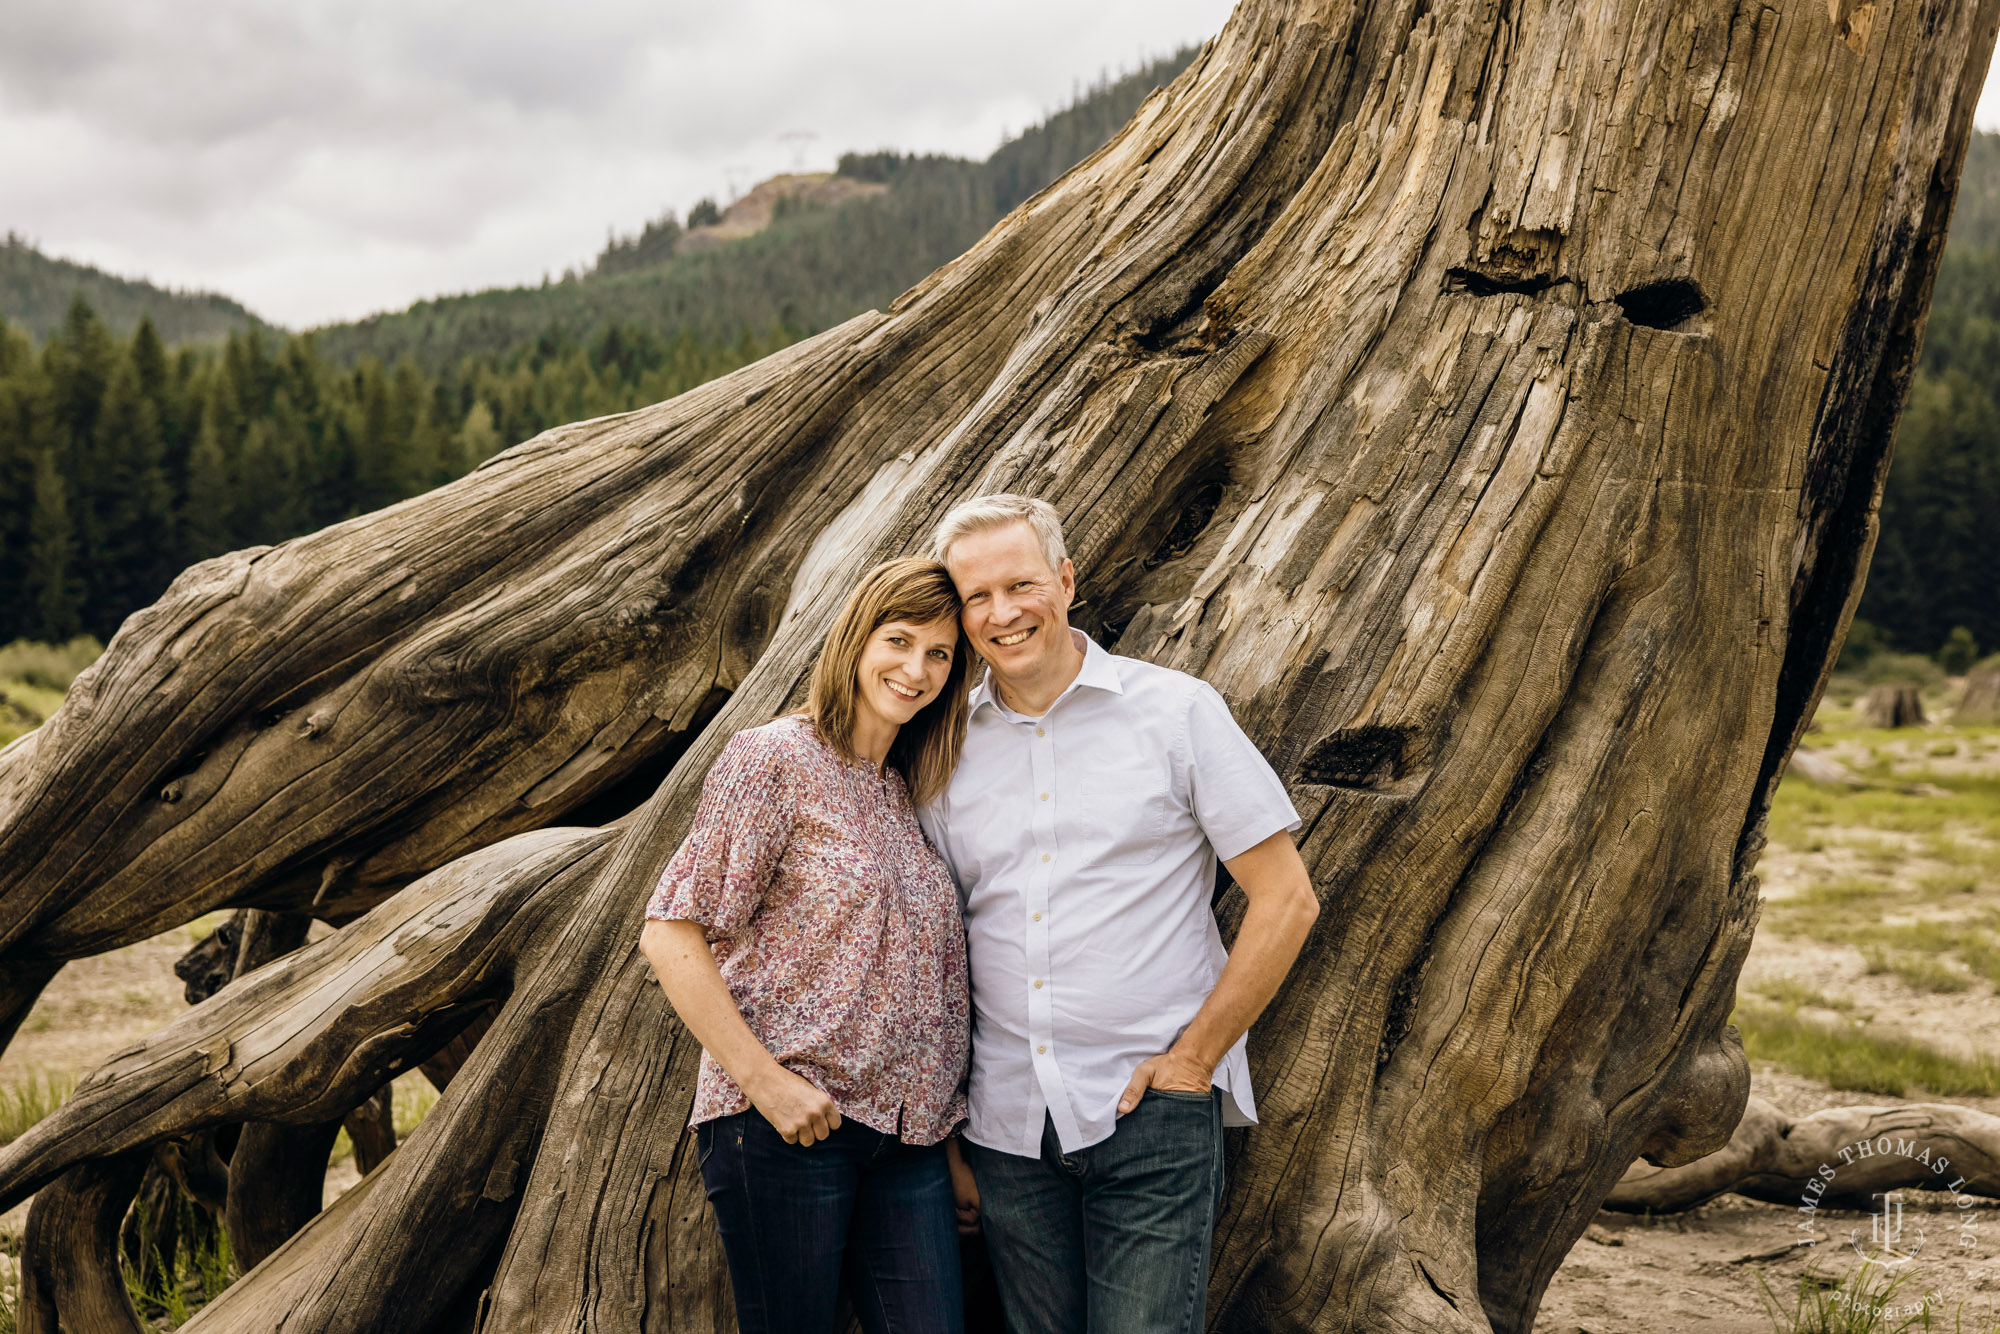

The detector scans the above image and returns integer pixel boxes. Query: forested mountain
[308,50,1199,371]
[1,234,271,345]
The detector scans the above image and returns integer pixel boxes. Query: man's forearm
[1170,887,1318,1072]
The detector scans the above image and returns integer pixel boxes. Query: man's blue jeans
[696,1110,965,1334]
[962,1088,1224,1334]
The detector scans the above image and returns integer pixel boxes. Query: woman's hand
[945,1136,981,1234]
[743,1063,843,1146]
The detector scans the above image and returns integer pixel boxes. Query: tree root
[18,1152,150,1334]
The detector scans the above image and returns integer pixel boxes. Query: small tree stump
[1860,682,1926,728]
[1957,664,2000,724]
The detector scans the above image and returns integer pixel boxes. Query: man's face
[943,521,1076,681]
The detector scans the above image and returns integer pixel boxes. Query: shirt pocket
[1075,768,1170,866]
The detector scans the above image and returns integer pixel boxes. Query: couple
[639,494,1319,1334]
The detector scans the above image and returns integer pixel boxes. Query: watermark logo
[1852,1190,1922,1264]
[1784,1132,1982,1320]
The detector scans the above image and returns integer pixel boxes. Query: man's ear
[1058,557,1077,603]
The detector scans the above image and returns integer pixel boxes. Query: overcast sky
[4,0,1998,332]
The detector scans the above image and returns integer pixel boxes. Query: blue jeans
[696,1110,965,1334]
[962,1089,1224,1334]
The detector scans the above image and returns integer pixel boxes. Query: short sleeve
[1182,682,1301,862]
[916,792,960,888]
[645,726,797,934]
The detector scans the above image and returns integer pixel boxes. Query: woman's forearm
[639,918,787,1096]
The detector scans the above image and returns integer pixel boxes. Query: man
[921,493,1320,1334]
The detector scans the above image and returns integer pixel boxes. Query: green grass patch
[1757,1255,1956,1334]
[1735,1002,2000,1097]
[1749,976,1858,1012]
[1860,944,1973,993]
[0,1070,72,1146]
[395,1075,437,1136]
[1849,919,1966,954]
[0,637,102,692]
[1916,871,1983,899]
[121,1193,235,1328]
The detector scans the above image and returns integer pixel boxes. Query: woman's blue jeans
[696,1110,965,1334]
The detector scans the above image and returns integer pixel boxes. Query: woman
[639,557,976,1334]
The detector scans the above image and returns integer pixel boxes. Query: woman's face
[854,615,959,729]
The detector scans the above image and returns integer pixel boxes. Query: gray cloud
[1,0,1243,325]
[7,1,1993,329]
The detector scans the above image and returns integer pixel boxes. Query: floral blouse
[646,713,970,1145]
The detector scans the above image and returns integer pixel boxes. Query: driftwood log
[1608,1095,2000,1213]
[0,0,1996,1329]
[1785,747,1865,789]
[1860,681,1927,728]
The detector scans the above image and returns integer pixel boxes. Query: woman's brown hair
[806,557,971,805]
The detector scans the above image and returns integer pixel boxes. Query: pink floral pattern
[646,713,970,1145]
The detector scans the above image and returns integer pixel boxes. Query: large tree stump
[1861,681,1927,728]
[0,1,1995,1331]
[1957,663,2000,723]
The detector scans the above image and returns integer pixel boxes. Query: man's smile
[992,627,1035,647]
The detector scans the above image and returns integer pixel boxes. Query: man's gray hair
[932,493,1069,570]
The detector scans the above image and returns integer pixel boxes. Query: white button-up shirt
[919,630,1301,1156]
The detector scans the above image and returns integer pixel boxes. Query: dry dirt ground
[1539,1064,2000,1333]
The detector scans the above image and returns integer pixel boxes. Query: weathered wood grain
[0,0,1994,1329]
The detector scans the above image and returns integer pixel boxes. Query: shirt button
[1033,979,1043,988]
[1037,1044,1047,1054]
[1033,912,1042,921]
[1036,728,1045,737]
[1041,853,1050,863]
[1039,792,1048,801]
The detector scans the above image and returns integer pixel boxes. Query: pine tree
[350,361,402,512]
[181,384,236,562]
[92,354,177,635]
[46,297,115,448]
[457,399,502,471]
[27,449,81,641]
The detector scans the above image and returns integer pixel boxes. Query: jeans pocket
[1145,1086,1216,1103]
[695,1119,716,1171]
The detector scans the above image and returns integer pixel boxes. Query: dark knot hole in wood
[1444,267,1555,298]
[1142,479,1227,571]
[1614,278,1708,330]
[1295,724,1414,790]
